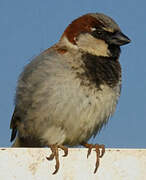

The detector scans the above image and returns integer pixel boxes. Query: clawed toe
[81,142,105,173]
[58,145,68,157]
[46,144,68,174]
[46,153,55,161]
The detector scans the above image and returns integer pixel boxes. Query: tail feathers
[10,107,19,143]
[10,128,17,142]
[11,137,21,147]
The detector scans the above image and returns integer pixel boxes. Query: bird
[10,13,131,174]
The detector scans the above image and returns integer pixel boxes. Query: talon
[94,145,100,173]
[52,147,59,174]
[58,145,68,157]
[46,152,55,161]
[47,144,68,174]
[81,142,105,173]
[99,144,105,157]
[87,146,92,158]
[53,164,59,174]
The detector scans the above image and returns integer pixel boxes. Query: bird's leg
[81,142,105,173]
[46,144,68,174]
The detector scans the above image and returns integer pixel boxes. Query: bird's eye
[96,30,102,34]
[91,28,103,38]
[91,27,103,34]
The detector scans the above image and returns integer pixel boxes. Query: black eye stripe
[92,29,114,36]
[91,29,108,39]
[91,29,117,43]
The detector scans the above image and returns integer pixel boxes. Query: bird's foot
[46,144,68,174]
[81,142,105,173]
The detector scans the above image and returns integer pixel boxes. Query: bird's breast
[62,80,121,145]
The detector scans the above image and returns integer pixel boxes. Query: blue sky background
[0,0,145,148]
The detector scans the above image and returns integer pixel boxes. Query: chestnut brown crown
[61,13,131,47]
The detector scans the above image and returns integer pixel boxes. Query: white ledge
[0,148,146,180]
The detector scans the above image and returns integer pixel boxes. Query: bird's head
[60,13,131,58]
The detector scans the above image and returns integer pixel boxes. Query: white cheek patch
[76,33,111,57]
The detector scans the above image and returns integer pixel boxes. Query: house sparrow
[10,13,131,174]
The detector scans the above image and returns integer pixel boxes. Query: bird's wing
[10,108,20,142]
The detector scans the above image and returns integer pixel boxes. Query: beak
[110,31,131,46]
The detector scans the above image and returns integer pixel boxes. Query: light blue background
[0,0,145,148]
